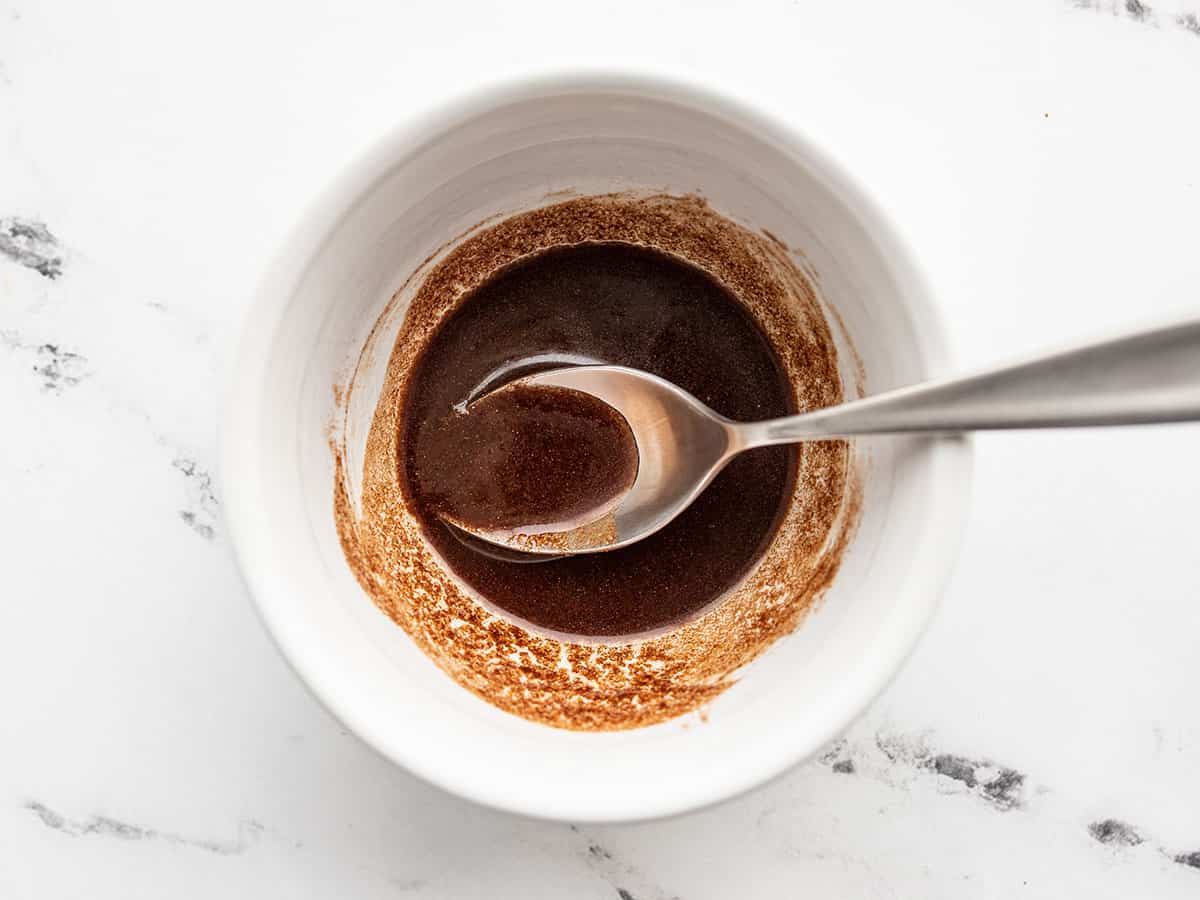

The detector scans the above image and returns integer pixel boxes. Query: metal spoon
[456,319,1200,557]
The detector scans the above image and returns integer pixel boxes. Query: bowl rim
[220,67,974,822]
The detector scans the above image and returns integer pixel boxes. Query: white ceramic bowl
[222,72,972,822]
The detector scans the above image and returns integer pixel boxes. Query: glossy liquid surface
[400,243,795,637]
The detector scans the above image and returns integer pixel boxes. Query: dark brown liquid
[400,243,795,637]
[411,384,638,533]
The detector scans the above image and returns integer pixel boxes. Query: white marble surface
[3,0,1200,896]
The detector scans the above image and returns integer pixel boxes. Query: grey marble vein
[1071,0,1200,37]
[1089,818,1144,847]
[819,738,857,774]
[32,343,87,392]
[1,332,89,392]
[1125,0,1152,22]
[25,801,262,855]
[932,754,1025,810]
[568,825,678,900]
[866,729,1028,811]
[1084,813,1200,872]
[822,729,1200,874]
[0,217,63,279]
[173,456,219,539]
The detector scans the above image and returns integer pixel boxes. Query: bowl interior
[224,79,971,821]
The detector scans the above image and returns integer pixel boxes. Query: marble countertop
[3,0,1200,896]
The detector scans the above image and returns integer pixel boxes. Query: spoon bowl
[491,366,741,554]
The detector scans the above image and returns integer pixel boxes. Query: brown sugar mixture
[412,382,638,536]
[334,193,859,730]
[401,243,796,637]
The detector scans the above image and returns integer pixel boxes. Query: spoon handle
[743,319,1200,445]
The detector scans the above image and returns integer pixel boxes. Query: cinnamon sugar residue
[333,194,860,731]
